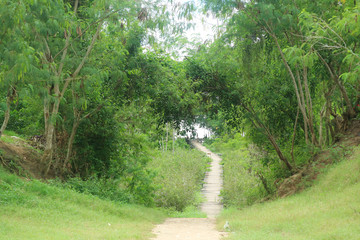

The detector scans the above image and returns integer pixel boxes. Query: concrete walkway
[191,140,223,218]
[150,140,225,240]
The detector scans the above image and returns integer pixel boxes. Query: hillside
[217,146,360,240]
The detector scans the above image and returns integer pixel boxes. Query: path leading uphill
[151,140,226,240]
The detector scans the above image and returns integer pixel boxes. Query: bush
[148,149,209,211]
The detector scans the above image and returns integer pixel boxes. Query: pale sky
[146,0,221,58]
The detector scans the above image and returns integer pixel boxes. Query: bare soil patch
[0,138,43,178]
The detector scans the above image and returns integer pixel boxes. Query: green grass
[0,167,166,240]
[1,131,22,144]
[218,147,360,240]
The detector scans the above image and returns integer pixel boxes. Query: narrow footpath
[150,140,226,240]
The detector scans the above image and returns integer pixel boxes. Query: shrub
[148,149,209,211]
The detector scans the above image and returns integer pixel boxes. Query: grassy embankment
[217,147,360,239]
[0,166,166,240]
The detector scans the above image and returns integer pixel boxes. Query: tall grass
[148,148,210,212]
[0,167,166,240]
[217,147,360,240]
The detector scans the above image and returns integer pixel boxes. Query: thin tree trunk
[42,99,60,168]
[316,50,356,118]
[162,137,164,152]
[319,110,324,147]
[291,106,300,165]
[257,173,271,195]
[302,65,318,146]
[172,128,175,153]
[64,116,80,170]
[63,103,103,171]
[43,96,50,135]
[1,85,17,139]
[295,68,309,144]
[271,32,311,145]
[0,91,12,138]
[165,122,168,151]
[245,104,293,172]
[325,85,336,145]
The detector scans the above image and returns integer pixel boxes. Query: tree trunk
[291,107,299,165]
[63,115,80,170]
[295,68,309,144]
[172,128,175,154]
[257,173,271,195]
[272,33,310,144]
[245,104,293,172]
[0,86,16,138]
[42,97,60,174]
[316,51,356,118]
[165,122,168,151]
[319,102,327,148]
[0,94,11,138]
[267,132,293,171]
[43,96,50,135]
[302,65,318,146]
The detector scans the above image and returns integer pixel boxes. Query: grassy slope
[217,147,360,240]
[0,167,166,240]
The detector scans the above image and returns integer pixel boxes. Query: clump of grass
[217,147,360,240]
[148,148,209,212]
[0,167,166,240]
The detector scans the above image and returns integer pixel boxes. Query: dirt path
[150,140,226,240]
